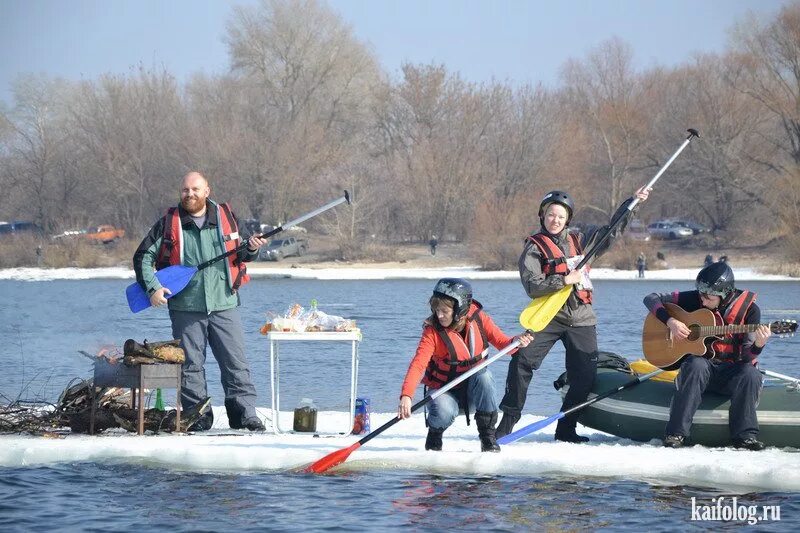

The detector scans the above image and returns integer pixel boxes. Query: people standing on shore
[636,252,647,278]
[133,171,267,431]
[429,235,438,256]
[497,186,651,443]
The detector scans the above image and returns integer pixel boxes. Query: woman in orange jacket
[397,278,533,452]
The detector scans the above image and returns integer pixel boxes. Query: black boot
[495,411,520,440]
[475,411,501,452]
[554,419,589,443]
[425,427,444,451]
[189,408,214,432]
[225,399,247,429]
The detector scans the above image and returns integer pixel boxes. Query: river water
[0,277,798,530]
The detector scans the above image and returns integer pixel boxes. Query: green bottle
[155,388,165,411]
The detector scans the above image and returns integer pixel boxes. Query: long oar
[761,369,800,386]
[126,191,351,313]
[497,368,664,445]
[304,338,523,474]
[519,129,700,332]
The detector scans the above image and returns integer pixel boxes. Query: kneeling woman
[397,278,533,452]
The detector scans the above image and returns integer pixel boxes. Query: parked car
[662,219,709,235]
[84,225,125,243]
[241,219,262,236]
[0,221,44,238]
[52,224,125,244]
[259,237,308,261]
[626,218,651,241]
[647,221,694,240]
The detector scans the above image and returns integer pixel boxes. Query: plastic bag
[260,302,357,333]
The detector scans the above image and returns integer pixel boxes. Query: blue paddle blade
[497,412,564,445]
[125,265,198,313]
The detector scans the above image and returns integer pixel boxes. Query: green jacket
[133,200,258,313]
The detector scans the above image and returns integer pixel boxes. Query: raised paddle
[519,129,700,332]
[497,368,664,445]
[126,191,351,313]
[304,338,524,474]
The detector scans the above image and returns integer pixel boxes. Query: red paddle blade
[304,442,361,474]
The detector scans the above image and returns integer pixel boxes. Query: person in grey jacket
[497,187,650,442]
[133,171,267,431]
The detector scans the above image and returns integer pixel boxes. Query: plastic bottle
[293,397,318,432]
[155,388,165,411]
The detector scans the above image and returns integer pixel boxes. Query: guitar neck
[698,323,765,336]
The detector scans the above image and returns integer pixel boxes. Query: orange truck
[84,225,125,244]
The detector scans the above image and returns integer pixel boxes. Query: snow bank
[1,407,797,493]
[0,266,796,282]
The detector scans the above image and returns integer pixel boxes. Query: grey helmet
[696,261,735,297]
[432,278,473,319]
[539,190,574,225]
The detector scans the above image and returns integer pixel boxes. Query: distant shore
[0,265,796,282]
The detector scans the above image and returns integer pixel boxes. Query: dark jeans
[666,356,762,440]
[500,322,598,429]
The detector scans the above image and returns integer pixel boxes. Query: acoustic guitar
[642,302,797,370]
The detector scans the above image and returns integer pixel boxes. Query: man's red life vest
[527,232,593,304]
[711,290,757,361]
[155,201,250,291]
[423,304,491,389]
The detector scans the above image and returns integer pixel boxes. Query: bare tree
[374,63,497,241]
[224,0,381,224]
[731,3,800,167]
[560,37,654,221]
[3,75,74,230]
[69,67,188,230]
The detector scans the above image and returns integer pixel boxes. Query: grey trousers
[170,308,259,424]
[665,356,762,440]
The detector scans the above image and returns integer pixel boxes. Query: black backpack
[553,351,632,391]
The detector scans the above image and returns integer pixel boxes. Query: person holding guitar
[643,261,771,450]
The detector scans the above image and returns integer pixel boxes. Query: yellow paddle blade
[519,285,572,331]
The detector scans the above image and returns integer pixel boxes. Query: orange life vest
[711,290,757,361]
[528,232,593,304]
[423,304,491,389]
[155,201,250,291]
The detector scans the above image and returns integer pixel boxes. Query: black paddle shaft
[357,396,433,447]
[561,369,663,417]
[575,129,699,271]
[195,191,350,271]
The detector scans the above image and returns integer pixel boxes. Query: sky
[0,0,791,106]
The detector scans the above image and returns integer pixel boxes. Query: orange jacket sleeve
[480,311,519,355]
[400,326,437,399]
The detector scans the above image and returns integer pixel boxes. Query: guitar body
[642,303,718,370]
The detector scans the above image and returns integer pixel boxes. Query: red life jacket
[155,201,250,291]
[710,290,757,362]
[527,232,593,304]
[423,303,491,389]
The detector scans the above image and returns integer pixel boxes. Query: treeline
[1,0,799,266]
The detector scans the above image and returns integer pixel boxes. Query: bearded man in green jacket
[133,171,267,431]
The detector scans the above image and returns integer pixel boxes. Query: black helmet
[538,190,574,225]
[432,278,473,319]
[696,261,734,297]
